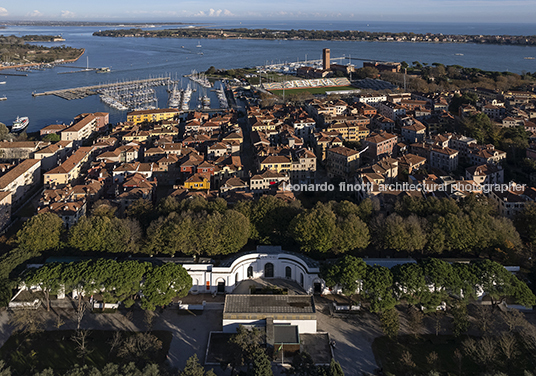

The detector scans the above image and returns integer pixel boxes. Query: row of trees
[323,256,536,313]
[0,355,215,376]
[25,259,192,311]
[17,194,531,258]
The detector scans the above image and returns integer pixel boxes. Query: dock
[32,77,171,100]
[0,73,28,77]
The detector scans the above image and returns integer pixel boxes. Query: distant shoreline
[0,21,198,27]
[93,27,536,47]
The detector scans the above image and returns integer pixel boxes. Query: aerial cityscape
[0,2,536,376]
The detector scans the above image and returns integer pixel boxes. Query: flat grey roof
[274,325,300,344]
[224,295,315,314]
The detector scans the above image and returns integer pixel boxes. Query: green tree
[17,212,63,252]
[514,202,536,246]
[380,308,400,339]
[125,198,157,232]
[377,214,426,253]
[332,215,370,253]
[25,263,62,311]
[42,133,61,142]
[217,210,251,255]
[322,255,366,296]
[391,263,429,305]
[69,216,141,253]
[451,303,469,337]
[181,354,216,376]
[327,359,344,376]
[141,263,192,310]
[290,203,336,253]
[286,352,317,376]
[249,348,273,376]
[363,265,396,313]
[0,123,9,141]
[223,325,263,374]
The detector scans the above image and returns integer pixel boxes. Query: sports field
[269,86,357,96]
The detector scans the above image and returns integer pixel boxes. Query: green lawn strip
[0,330,172,375]
[372,334,535,376]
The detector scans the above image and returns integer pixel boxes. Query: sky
[0,0,535,23]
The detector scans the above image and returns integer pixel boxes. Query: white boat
[96,67,111,73]
[455,53,464,56]
[196,41,202,48]
[0,96,6,101]
[12,116,29,132]
[0,82,5,84]
[524,57,535,60]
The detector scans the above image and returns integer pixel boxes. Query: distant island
[93,27,536,46]
[0,34,84,66]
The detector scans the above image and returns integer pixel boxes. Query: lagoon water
[0,21,535,131]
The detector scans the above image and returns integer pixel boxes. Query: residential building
[33,141,73,171]
[379,102,406,122]
[430,147,459,172]
[40,124,68,136]
[0,191,12,231]
[44,147,93,186]
[258,155,292,174]
[0,141,50,160]
[488,184,536,217]
[38,200,87,229]
[184,173,210,190]
[466,164,504,185]
[326,146,360,178]
[363,132,398,161]
[61,114,97,142]
[401,121,426,143]
[0,159,41,206]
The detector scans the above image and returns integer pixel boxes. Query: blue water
[0,22,535,131]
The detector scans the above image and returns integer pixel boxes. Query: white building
[184,246,324,295]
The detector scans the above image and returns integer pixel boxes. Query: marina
[187,70,212,88]
[98,82,158,111]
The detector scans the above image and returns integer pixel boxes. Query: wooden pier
[32,78,171,100]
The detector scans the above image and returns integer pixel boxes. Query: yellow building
[127,108,180,125]
[258,155,292,173]
[184,173,210,190]
[326,123,370,142]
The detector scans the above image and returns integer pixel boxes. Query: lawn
[372,334,536,376]
[269,86,357,96]
[0,330,172,375]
